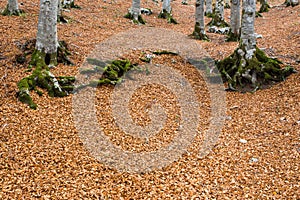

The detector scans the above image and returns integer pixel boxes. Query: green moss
[124,12,146,24]
[192,23,210,41]
[158,10,178,24]
[1,5,25,16]
[226,31,240,42]
[217,47,297,91]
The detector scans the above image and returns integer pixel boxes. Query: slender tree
[208,0,229,27]
[158,0,177,24]
[192,0,209,40]
[217,0,295,91]
[225,0,231,8]
[226,0,241,41]
[205,0,213,16]
[124,0,145,24]
[2,0,22,16]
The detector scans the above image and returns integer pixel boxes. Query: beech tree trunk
[290,0,299,6]
[227,0,241,41]
[193,0,209,40]
[240,0,256,59]
[162,0,171,13]
[205,0,213,16]
[131,0,141,21]
[33,0,58,67]
[2,0,21,15]
[158,0,177,23]
[208,0,229,27]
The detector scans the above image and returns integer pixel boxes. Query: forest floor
[0,0,299,199]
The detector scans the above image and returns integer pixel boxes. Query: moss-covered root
[259,0,270,13]
[217,47,297,92]
[158,10,178,24]
[17,66,75,109]
[207,15,229,27]
[226,31,240,42]
[1,5,24,16]
[124,12,146,24]
[191,23,210,41]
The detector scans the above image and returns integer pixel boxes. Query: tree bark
[192,0,209,40]
[2,0,21,16]
[158,0,177,24]
[207,0,229,27]
[205,0,213,16]
[227,0,241,41]
[124,0,145,24]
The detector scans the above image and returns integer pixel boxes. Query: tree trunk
[124,0,145,24]
[207,0,229,27]
[2,0,21,16]
[33,0,59,67]
[158,0,177,23]
[205,0,213,16]
[192,0,209,40]
[217,0,296,91]
[227,0,241,41]
[225,0,231,8]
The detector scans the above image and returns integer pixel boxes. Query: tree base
[124,12,146,24]
[158,10,178,24]
[259,3,270,13]
[1,5,24,16]
[207,14,229,27]
[17,41,75,109]
[217,47,297,92]
[226,31,240,42]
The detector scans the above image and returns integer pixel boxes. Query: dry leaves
[0,0,299,199]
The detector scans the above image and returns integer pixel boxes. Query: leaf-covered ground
[0,0,299,199]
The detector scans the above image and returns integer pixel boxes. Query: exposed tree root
[124,12,146,24]
[217,47,297,92]
[77,59,141,90]
[1,5,24,16]
[158,10,178,24]
[191,23,210,41]
[226,31,240,42]
[17,41,75,109]
[207,13,229,27]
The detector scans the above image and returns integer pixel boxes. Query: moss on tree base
[226,31,240,42]
[207,14,229,27]
[217,47,297,92]
[191,22,210,41]
[1,5,24,16]
[158,10,178,24]
[17,41,75,109]
[259,3,270,13]
[124,12,146,24]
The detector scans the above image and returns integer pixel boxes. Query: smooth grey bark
[130,0,141,21]
[205,0,213,15]
[162,0,171,13]
[2,0,21,15]
[228,0,241,40]
[208,0,229,27]
[193,0,209,40]
[35,0,59,65]
[225,0,231,8]
[240,0,256,60]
